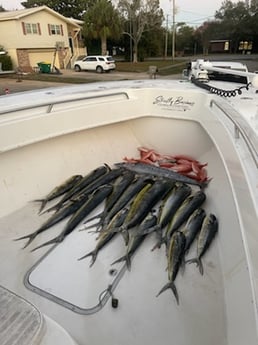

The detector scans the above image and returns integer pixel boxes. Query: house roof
[0,6,82,28]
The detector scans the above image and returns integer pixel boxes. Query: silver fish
[34,174,83,214]
[31,184,113,252]
[78,207,129,266]
[115,162,207,188]
[156,231,186,304]
[181,208,206,254]
[186,213,218,275]
[165,190,206,240]
[111,212,158,270]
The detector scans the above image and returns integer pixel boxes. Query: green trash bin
[37,62,51,73]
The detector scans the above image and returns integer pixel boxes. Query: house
[209,40,231,53]
[0,6,86,72]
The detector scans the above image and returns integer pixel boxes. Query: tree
[176,24,195,55]
[118,0,163,62]
[215,0,251,52]
[0,5,6,11]
[21,0,95,19]
[83,0,122,55]
[196,20,224,54]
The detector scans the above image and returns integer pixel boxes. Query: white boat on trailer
[0,59,257,345]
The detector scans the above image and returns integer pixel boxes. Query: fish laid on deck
[186,213,218,275]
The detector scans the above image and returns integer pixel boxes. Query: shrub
[0,55,13,71]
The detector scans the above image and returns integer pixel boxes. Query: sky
[0,0,239,27]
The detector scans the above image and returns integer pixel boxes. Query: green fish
[33,174,83,214]
[31,184,113,252]
[156,231,186,304]
[186,213,218,275]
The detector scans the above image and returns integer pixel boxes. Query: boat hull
[0,81,257,345]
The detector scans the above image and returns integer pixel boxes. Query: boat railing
[0,91,130,115]
[210,99,258,169]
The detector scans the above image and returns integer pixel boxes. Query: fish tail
[78,251,97,267]
[30,199,47,213]
[111,255,126,266]
[125,254,132,271]
[79,221,100,231]
[31,198,44,203]
[156,281,179,304]
[14,232,38,248]
[38,201,48,214]
[83,211,103,224]
[31,235,64,252]
[186,257,203,275]
[41,203,61,214]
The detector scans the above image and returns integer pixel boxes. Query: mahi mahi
[77,207,129,266]
[186,213,218,275]
[34,174,83,214]
[111,212,158,270]
[43,164,111,213]
[156,231,186,304]
[31,184,113,252]
[165,190,206,240]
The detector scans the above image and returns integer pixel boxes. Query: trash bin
[37,62,51,73]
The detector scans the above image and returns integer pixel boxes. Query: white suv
[74,55,116,73]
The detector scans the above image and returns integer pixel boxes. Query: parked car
[74,55,116,73]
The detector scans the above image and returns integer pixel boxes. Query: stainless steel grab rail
[210,99,258,169]
[0,91,130,115]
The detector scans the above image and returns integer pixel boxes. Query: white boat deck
[0,78,257,345]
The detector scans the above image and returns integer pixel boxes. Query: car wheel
[96,66,103,73]
[74,65,81,72]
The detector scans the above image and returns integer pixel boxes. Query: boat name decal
[153,95,195,111]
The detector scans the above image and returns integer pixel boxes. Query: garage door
[28,50,60,70]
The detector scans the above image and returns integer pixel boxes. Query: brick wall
[16,49,33,72]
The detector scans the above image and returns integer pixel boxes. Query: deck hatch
[24,218,127,315]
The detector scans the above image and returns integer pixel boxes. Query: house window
[48,24,63,35]
[22,22,41,35]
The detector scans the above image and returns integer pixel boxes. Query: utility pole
[164,14,168,59]
[172,0,176,61]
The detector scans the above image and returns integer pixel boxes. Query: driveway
[0,69,165,95]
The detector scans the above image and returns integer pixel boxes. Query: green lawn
[0,59,188,84]
[116,60,188,74]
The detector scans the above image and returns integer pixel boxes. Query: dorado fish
[14,191,92,248]
[181,208,206,254]
[82,169,135,230]
[122,178,174,232]
[115,162,207,188]
[42,164,111,213]
[34,174,83,214]
[186,213,218,275]
[111,212,158,270]
[78,207,129,266]
[156,231,186,304]
[31,184,113,252]
[149,183,192,249]
[86,175,154,232]
[165,190,206,240]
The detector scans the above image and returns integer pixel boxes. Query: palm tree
[83,0,122,55]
